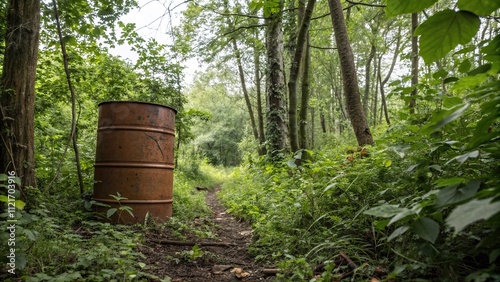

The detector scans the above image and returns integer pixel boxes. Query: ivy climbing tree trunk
[265,0,288,160]
[0,0,40,192]
[288,0,316,152]
[328,0,373,146]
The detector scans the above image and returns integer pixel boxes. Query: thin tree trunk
[409,13,418,114]
[320,110,326,133]
[328,0,373,146]
[363,43,376,116]
[378,25,401,125]
[52,0,84,196]
[0,0,40,193]
[378,57,390,125]
[310,104,315,148]
[299,32,311,150]
[231,38,259,141]
[373,54,379,127]
[254,38,266,156]
[223,1,259,143]
[288,0,316,152]
[266,0,287,160]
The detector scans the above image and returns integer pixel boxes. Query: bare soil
[140,187,274,281]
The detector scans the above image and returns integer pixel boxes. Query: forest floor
[140,187,274,281]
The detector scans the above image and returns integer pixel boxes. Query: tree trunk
[299,32,311,150]
[288,0,316,152]
[363,43,376,117]
[328,0,373,146]
[265,0,287,160]
[223,1,259,144]
[409,13,418,114]
[254,37,267,156]
[378,25,401,125]
[231,38,259,142]
[320,110,326,133]
[0,0,40,192]
[372,53,379,127]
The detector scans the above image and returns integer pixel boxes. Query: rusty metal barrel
[92,101,176,223]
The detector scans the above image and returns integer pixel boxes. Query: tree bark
[409,13,418,114]
[254,38,267,156]
[378,25,402,125]
[231,38,259,142]
[299,32,311,150]
[265,0,287,160]
[363,43,376,117]
[223,1,259,145]
[0,0,40,191]
[288,0,316,152]
[328,0,373,146]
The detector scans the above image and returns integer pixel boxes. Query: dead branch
[339,251,358,270]
[149,239,239,247]
[346,0,385,8]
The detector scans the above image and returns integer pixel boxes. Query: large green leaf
[446,198,500,235]
[435,180,481,207]
[388,225,410,241]
[458,0,500,16]
[364,205,409,218]
[415,10,480,64]
[422,102,470,134]
[386,0,438,17]
[412,217,440,243]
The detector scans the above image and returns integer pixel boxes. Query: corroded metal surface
[93,101,176,223]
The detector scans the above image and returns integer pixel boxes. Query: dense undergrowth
[219,117,500,281]
[0,161,226,281]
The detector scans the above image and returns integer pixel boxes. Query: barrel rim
[98,101,177,114]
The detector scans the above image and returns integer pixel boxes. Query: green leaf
[422,103,470,134]
[432,69,448,79]
[446,198,500,235]
[490,249,500,264]
[443,77,459,84]
[458,0,500,16]
[0,174,7,181]
[415,10,480,64]
[374,219,391,230]
[364,205,409,218]
[434,177,467,187]
[388,209,415,226]
[385,160,392,167]
[435,180,481,207]
[388,225,410,241]
[24,229,37,241]
[443,96,463,109]
[458,59,472,73]
[481,35,500,64]
[412,217,440,243]
[445,150,479,165]
[15,200,26,210]
[386,0,438,17]
[106,208,117,218]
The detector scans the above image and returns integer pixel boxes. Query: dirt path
[141,187,273,281]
